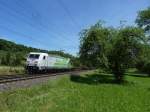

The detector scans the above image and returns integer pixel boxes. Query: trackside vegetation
[0,66,24,75]
[0,70,150,112]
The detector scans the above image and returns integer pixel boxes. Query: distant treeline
[0,39,79,66]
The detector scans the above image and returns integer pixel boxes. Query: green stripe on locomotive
[49,55,72,68]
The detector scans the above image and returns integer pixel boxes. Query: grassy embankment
[0,70,150,112]
[0,66,24,75]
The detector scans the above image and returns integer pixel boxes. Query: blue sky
[0,0,149,55]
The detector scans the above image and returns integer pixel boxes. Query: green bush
[143,62,150,74]
[136,60,150,75]
[136,60,145,72]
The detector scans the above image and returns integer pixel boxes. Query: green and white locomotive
[25,52,71,73]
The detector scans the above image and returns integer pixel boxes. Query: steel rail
[0,70,88,84]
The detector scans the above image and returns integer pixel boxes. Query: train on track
[25,52,72,74]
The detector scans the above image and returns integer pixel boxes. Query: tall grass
[0,66,24,75]
[0,70,150,112]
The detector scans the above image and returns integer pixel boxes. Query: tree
[79,22,112,68]
[1,53,7,65]
[136,7,150,33]
[70,57,82,68]
[108,27,145,82]
[135,7,150,74]
[79,23,145,83]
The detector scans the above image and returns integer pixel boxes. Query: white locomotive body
[26,52,71,73]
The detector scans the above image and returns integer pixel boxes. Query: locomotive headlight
[34,62,38,66]
[34,61,38,65]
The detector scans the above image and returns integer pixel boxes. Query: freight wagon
[25,52,71,74]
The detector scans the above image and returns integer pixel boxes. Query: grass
[0,66,24,75]
[0,70,150,112]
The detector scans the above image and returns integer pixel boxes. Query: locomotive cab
[26,52,48,73]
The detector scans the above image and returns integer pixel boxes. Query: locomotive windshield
[29,54,40,59]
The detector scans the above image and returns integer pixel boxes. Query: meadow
[0,70,150,112]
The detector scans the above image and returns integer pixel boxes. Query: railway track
[0,70,87,84]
